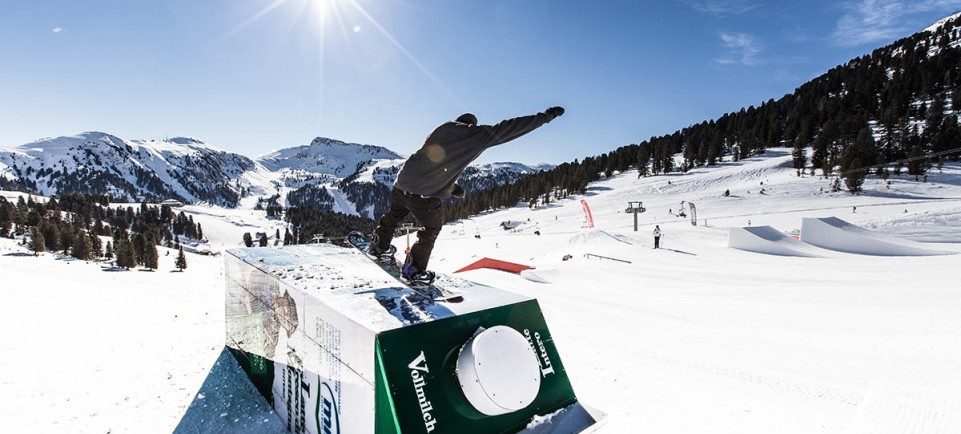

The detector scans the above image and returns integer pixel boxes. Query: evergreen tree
[30,226,45,256]
[842,157,866,193]
[114,238,135,269]
[89,233,102,258]
[636,145,651,177]
[0,201,12,237]
[59,225,74,256]
[105,241,114,260]
[813,119,839,176]
[42,221,61,252]
[243,232,253,247]
[175,247,188,271]
[94,214,105,236]
[792,142,807,175]
[144,233,159,271]
[132,233,146,266]
[259,233,269,247]
[907,143,927,180]
[71,232,93,260]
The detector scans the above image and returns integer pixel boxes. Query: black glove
[451,183,465,198]
[545,106,565,120]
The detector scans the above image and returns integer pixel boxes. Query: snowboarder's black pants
[654,236,660,248]
[374,187,443,272]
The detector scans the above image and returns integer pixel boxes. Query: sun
[219,0,462,114]
[218,0,344,43]
[304,0,341,27]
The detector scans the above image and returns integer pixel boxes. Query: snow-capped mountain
[925,11,961,33]
[0,132,549,217]
[459,162,554,192]
[262,139,552,219]
[0,132,274,207]
[257,137,403,177]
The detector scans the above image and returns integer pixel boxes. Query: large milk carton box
[225,244,604,434]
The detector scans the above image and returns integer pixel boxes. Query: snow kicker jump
[224,244,605,434]
[801,217,954,256]
[728,226,827,257]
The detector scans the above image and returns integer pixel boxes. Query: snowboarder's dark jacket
[394,111,558,198]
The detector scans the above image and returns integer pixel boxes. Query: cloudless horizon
[2,0,960,165]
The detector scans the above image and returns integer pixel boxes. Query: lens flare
[220,0,464,125]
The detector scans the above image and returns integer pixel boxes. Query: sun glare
[220,0,464,119]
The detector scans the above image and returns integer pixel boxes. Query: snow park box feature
[224,244,605,434]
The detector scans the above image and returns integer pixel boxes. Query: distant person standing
[368,106,566,284]
[653,225,662,249]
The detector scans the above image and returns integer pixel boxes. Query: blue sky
[2,0,960,165]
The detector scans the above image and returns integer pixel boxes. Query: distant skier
[653,225,662,249]
[367,106,566,283]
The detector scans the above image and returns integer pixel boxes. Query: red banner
[580,199,595,229]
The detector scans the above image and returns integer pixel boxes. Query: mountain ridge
[0,131,550,217]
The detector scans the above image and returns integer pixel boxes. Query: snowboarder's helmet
[456,113,477,126]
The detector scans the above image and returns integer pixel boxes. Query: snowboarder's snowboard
[346,231,464,303]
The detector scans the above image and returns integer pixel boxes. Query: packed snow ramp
[801,217,954,256]
[727,226,826,257]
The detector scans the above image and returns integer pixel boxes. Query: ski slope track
[3,148,961,433]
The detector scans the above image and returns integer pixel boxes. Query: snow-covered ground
[3,148,961,433]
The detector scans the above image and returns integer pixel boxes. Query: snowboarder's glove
[452,183,465,198]
[545,106,565,120]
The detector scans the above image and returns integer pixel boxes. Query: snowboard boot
[402,254,436,285]
[366,234,397,266]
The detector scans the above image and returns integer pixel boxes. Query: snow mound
[727,226,826,257]
[521,268,562,284]
[557,231,610,252]
[558,230,637,251]
[848,379,961,434]
[801,217,954,256]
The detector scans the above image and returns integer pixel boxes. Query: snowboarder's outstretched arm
[482,106,564,148]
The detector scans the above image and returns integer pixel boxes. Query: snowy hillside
[0,132,276,207]
[459,161,555,193]
[3,148,961,433]
[925,11,961,33]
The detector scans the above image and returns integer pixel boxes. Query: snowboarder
[653,225,662,249]
[367,106,566,283]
